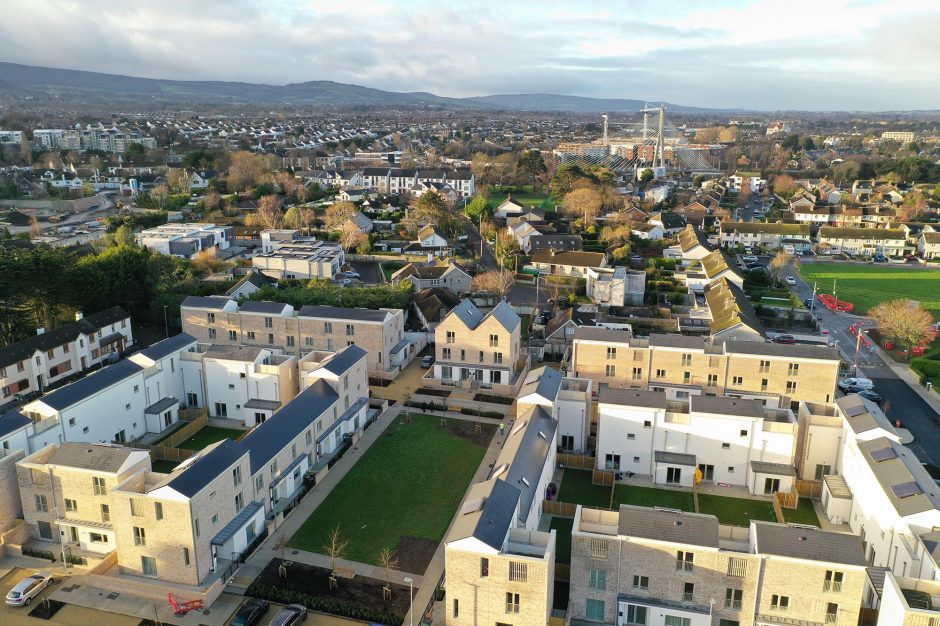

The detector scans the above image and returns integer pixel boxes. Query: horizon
[1,0,939,111]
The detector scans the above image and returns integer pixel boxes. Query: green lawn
[549,517,573,564]
[697,494,776,527]
[614,484,694,511]
[150,459,181,473]
[176,426,246,451]
[783,498,820,526]
[287,414,491,565]
[489,187,553,211]
[797,263,940,318]
[381,261,405,282]
[557,470,612,508]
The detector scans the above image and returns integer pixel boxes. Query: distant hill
[0,62,716,113]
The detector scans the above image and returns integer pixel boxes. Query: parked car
[269,604,307,626]
[5,571,53,607]
[231,599,270,626]
[857,390,883,404]
[743,255,759,263]
[838,377,874,391]
[785,276,797,285]
[873,254,887,263]
[772,334,796,344]
[344,271,360,279]
[803,298,814,308]
[420,355,434,368]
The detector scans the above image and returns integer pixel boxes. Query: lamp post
[163,305,169,338]
[404,577,414,626]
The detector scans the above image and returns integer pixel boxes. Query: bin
[885,341,894,350]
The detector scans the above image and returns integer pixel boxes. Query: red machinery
[168,593,204,616]
[818,293,854,312]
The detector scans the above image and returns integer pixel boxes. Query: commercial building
[136,223,233,259]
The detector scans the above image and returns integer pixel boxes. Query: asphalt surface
[508,281,550,307]
[462,219,497,270]
[348,260,383,284]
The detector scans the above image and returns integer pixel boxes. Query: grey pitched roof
[497,405,556,524]
[180,295,232,310]
[164,439,245,498]
[649,334,708,349]
[298,305,391,322]
[239,301,291,315]
[449,299,520,333]
[40,359,143,411]
[225,270,279,296]
[318,344,368,375]
[690,395,763,418]
[520,367,562,402]
[202,345,265,362]
[598,387,668,409]
[654,451,697,466]
[723,341,840,361]
[471,479,521,550]
[237,379,339,474]
[0,410,31,438]
[47,442,139,473]
[138,333,196,361]
[750,461,797,477]
[752,521,867,566]
[244,399,282,411]
[617,505,719,547]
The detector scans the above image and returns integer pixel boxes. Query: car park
[344,271,360,279]
[5,571,54,607]
[772,334,796,344]
[270,604,308,626]
[230,599,270,626]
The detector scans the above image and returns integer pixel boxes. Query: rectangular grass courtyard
[176,426,245,450]
[288,414,493,572]
[797,263,940,318]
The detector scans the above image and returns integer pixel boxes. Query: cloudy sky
[1,0,938,110]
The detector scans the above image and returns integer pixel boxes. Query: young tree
[324,525,349,588]
[464,195,492,221]
[563,187,603,226]
[255,194,283,230]
[471,270,515,297]
[28,216,43,239]
[112,225,136,247]
[324,201,358,232]
[378,546,399,600]
[870,298,937,357]
[768,250,792,286]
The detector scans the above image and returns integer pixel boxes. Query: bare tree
[563,187,603,226]
[151,184,170,210]
[871,299,937,358]
[255,194,283,230]
[29,216,42,239]
[324,525,349,589]
[324,201,358,232]
[471,270,515,298]
[772,174,798,197]
[768,250,792,286]
[378,546,399,600]
[228,151,270,192]
[338,222,365,252]
[275,171,300,198]
[203,190,221,212]
[166,168,190,195]
[300,207,315,235]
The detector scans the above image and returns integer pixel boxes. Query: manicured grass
[797,263,940,318]
[549,517,573,565]
[697,493,776,527]
[783,498,820,526]
[176,426,245,451]
[557,470,612,508]
[381,261,405,282]
[489,188,553,211]
[151,459,181,473]
[287,414,492,566]
[614,484,694,511]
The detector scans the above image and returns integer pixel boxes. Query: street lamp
[163,305,169,338]
[404,577,414,626]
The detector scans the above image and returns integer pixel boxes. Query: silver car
[5,571,53,606]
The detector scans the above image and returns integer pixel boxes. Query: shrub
[911,358,940,383]
[473,393,514,405]
[460,407,503,419]
[404,400,447,412]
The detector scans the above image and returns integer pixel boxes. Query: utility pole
[811,281,817,315]
[854,323,863,374]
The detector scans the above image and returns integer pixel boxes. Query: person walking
[499,421,505,436]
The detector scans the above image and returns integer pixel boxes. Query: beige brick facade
[755,558,865,626]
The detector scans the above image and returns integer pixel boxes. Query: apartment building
[729,171,766,193]
[718,222,811,250]
[429,299,525,392]
[571,328,840,406]
[251,241,345,279]
[569,505,867,626]
[596,389,798,494]
[136,223,233,259]
[180,297,408,375]
[817,227,906,257]
[1,308,133,403]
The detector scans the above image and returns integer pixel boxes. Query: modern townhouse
[817,227,907,257]
[570,328,840,407]
[428,299,526,393]
[180,297,408,376]
[251,240,345,279]
[136,223,233,259]
[586,267,646,307]
[517,366,593,454]
[530,249,608,279]
[718,222,812,251]
[569,505,867,626]
[729,171,766,193]
[391,260,472,294]
[596,388,798,494]
[259,229,306,253]
[1,308,133,404]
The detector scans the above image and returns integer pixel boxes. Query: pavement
[349,260,384,285]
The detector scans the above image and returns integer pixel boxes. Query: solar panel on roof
[871,447,898,462]
[891,482,922,498]
[844,405,867,417]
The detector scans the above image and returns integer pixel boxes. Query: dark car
[231,599,270,626]
[803,298,814,308]
[772,334,797,344]
[269,604,307,626]
[420,355,434,368]
[857,389,882,404]
[843,384,875,395]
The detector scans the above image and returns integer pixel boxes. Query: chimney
[75,311,84,321]
[36,327,46,335]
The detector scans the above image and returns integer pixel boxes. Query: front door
[163,411,172,429]
[561,435,575,451]
[764,477,781,494]
[698,464,715,482]
[68,526,78,543]
[666,467,683,485]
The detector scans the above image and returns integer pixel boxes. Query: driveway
[348,260,383,284]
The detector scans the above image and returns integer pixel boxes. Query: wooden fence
[558,453,595,470]
[773,490,800,524]
[795,479,823,499]
[136,411,209,462]
[542,501,577,518]
[592,469,614,487]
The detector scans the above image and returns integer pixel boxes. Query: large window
[585,599,605,621]
[676,551,694,572]
[626,605,648,625]
[141,556,157,576]
[824,571,844,592]
[664,616,690,626]
[505,592,520,614]
[771,595,790,611]
[589,569,606,590]
[725,588,743,610]
[92,476,107,495]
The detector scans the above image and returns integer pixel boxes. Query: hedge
[246,582,400,625]
[910,357,940,382]
[403,400,447,412]
[473,393,514,405]
[461,407,504,419]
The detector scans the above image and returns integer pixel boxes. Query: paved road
[349,260,383,284]
[508,281,549,307]
[462,219,496,270]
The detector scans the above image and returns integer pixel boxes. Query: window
[480,557,489,577]
[632,575,649,590]
[490,334,499,347]
[35,494,48,513]
[815,464,832,480]
[494,352,503,364]
[589,569,606,590]
[759,359,770,373]
[183,547,190,566]
[788,363,800,376]
[212,514,218,524]
[346,324,354,336]
[442,348,451,360]
[761,378,769,391]
[585,599,605,621]
[141,556,157,576]
[771,595,789,611]
[215,402,228,417]
[267,333,274,344]
[626,605,648,625]
[207,312,215,323]
[247,331,256,340]
[707,373,718,386]
[681,353,692,366]
[643,420,652,428]
[305,336,314,346]
[101,503,110,522]
[664,617,690,626]
[786,380,798,393]
[826,603,838,624]
[194,519,200,537]
[154,502,163,520]
[725,588,743,610]
[607,347,617,359]
[133,526,146,546]
[90,532,108,543]
[229,330,237,341]
[235,493,244,512]
[824,571,844,592]
[208,328,217,339]
[580,537,607,560]
[606,364,616,377]
[264,316,273,328]
[632,367,642,380]
[727,556,747,578]
[287,335,295,347]
[627,433,635,440]
[93,476,107,495]
[509,561,527,582]
[479,350,484,363]
[37,521,53,540]
[233,466,242,487]
[732,376,743,386]
[656,369,666,378]
[446,331,456,344]
[453,598,458,618]
[684,582,695,602]
[130,498,142,517]
[676,551,694,572]
[505,592,520,613]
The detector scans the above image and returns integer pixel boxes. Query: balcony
[575,507,619,536]
[505,528,553,559]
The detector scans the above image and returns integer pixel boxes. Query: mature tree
[166,168,190,194]
[255,194,283,230]
[870,298,937,357]
[551,163,592,199]
[515,149,547,186]
[324,201,358,232]
[599,224,632,246]
[227,151,270,192]
[736,184,751,207]
[300,207,316,235]
[494,230,521,270]
[563,187,603,226]
[464,195,492,221]
[772,174,798,197]
[112,224,136,247]
[275,171,301,199]
[639,168,655,184]
[282,206,302,230]
[413,191,449,221]
[768,250,792,286]
[338,222,365,252]
[471,270,515,297]
[718,126,739,143]
[151,184,170,210]
[203,190,221,212]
